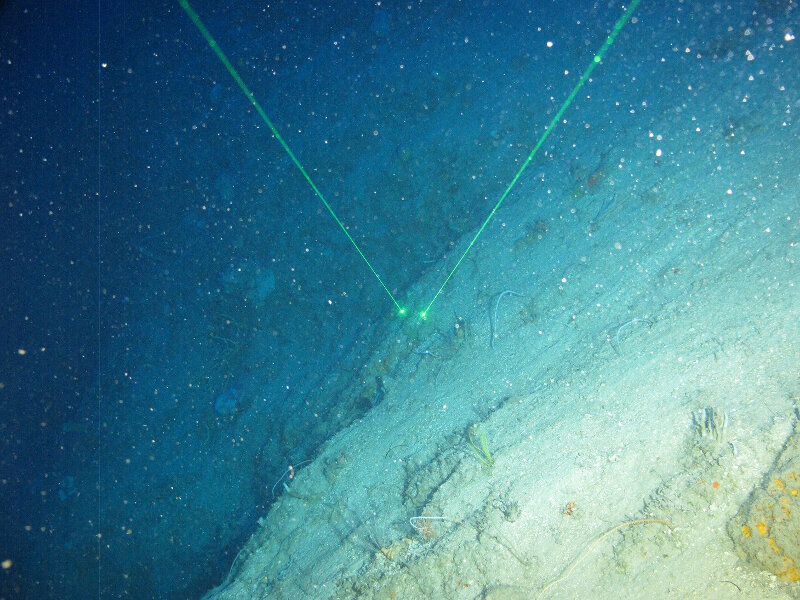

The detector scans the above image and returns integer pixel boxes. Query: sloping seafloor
[202,39,800,600]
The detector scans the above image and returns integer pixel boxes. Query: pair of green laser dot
[178,0,642,321]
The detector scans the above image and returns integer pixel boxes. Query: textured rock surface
[728,420,800,582]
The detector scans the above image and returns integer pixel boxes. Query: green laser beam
[178,0,404,314]
[422,0,642,316]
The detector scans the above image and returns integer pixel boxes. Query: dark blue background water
[1,2,99,597]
